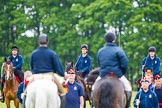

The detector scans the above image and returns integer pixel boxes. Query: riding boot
[18,72,24,82]
[125,91,132,108]
[60,95,66,108]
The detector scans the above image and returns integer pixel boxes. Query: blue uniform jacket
[75,54,91,75]
[66,81,84,108]
[16,82,24,104]
[155,86,162,108]
[97,43,128,78]
[133,89,159,108]
[141,55,160,76]
[8,54,23,70]
[30,46,64,76]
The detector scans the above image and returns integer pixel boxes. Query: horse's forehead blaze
[3,62,13,73]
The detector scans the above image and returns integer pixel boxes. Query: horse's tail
[99,81,114,108]
[93,78,125,108]
[35,88,48,108]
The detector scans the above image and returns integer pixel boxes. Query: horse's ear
[4,57,7,62]
[144,67,147,72]
[71,61,73,67]
[10,57,12,62]
[65,61,67,65]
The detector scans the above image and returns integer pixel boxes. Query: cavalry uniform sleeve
[133,92,140,107]
[117,49,128,75]
[16,82,24,104]
[153,57,160,76]
[52,54,64,77]
[81,55,91,74]
[16,55,23,69]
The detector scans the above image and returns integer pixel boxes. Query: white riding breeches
[92,75,132,91]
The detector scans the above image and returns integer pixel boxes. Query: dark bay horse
[93,76,125,108]
[65,62,92,108]
[3,57,19,108]
[86,68,127,108]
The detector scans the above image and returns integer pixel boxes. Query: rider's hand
[64,72,68,80]
[78,70,84,73]
[13,67,16,70]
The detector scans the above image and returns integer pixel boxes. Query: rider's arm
[52,54,64,77]
[15,55,23,69]
[80,56,91,73]
[118,50,128,75]
[153,57,160,75]
[16,82,24,104]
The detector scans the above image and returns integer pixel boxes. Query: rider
[141,46,160,77]
[9,46,24,82]
[0,45,24,102]
[30,33,66,106]
[75,44,92,79]
[96,32,132,108]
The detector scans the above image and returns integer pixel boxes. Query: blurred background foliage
[0,0,162,90]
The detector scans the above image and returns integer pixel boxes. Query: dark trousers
[14,69,24,82]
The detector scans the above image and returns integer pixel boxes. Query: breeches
[92,75,132,91]
[14,69,24,79]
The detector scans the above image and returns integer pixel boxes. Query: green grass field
[0,91,136,108]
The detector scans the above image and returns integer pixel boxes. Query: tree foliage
[0,0,162,90]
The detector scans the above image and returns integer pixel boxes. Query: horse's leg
[35,89,48,108]
[14,98,19,108]
[26,91,35,108]
[5,98,10,108]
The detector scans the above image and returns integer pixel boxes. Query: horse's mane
[90,67,100,75]
[86,68,99,84]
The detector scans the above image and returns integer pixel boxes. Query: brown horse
[3,57,19,108]
[65,62,92,108]
[86,68,129,108]
[93,76,125,108]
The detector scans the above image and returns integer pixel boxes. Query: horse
[86,68,129,108]
[25,76,61,108]
[92,76,125,108]
[3,57,19,108]
[65,62,92,108]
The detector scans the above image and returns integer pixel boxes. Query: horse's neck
[5,78,18,89]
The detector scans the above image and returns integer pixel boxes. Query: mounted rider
[75,44,92,79]
[141,46,160,77]
[0,45,24,102]
[96,32,132,108]
[30,33,66,107]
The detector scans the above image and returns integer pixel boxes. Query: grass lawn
[0,91,137,108]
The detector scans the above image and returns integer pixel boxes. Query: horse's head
[144,68,153,77]
[3,57,14,80]
[65,61,74,72]
[86,67,100,85]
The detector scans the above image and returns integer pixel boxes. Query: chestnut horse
[3,57,19,108]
